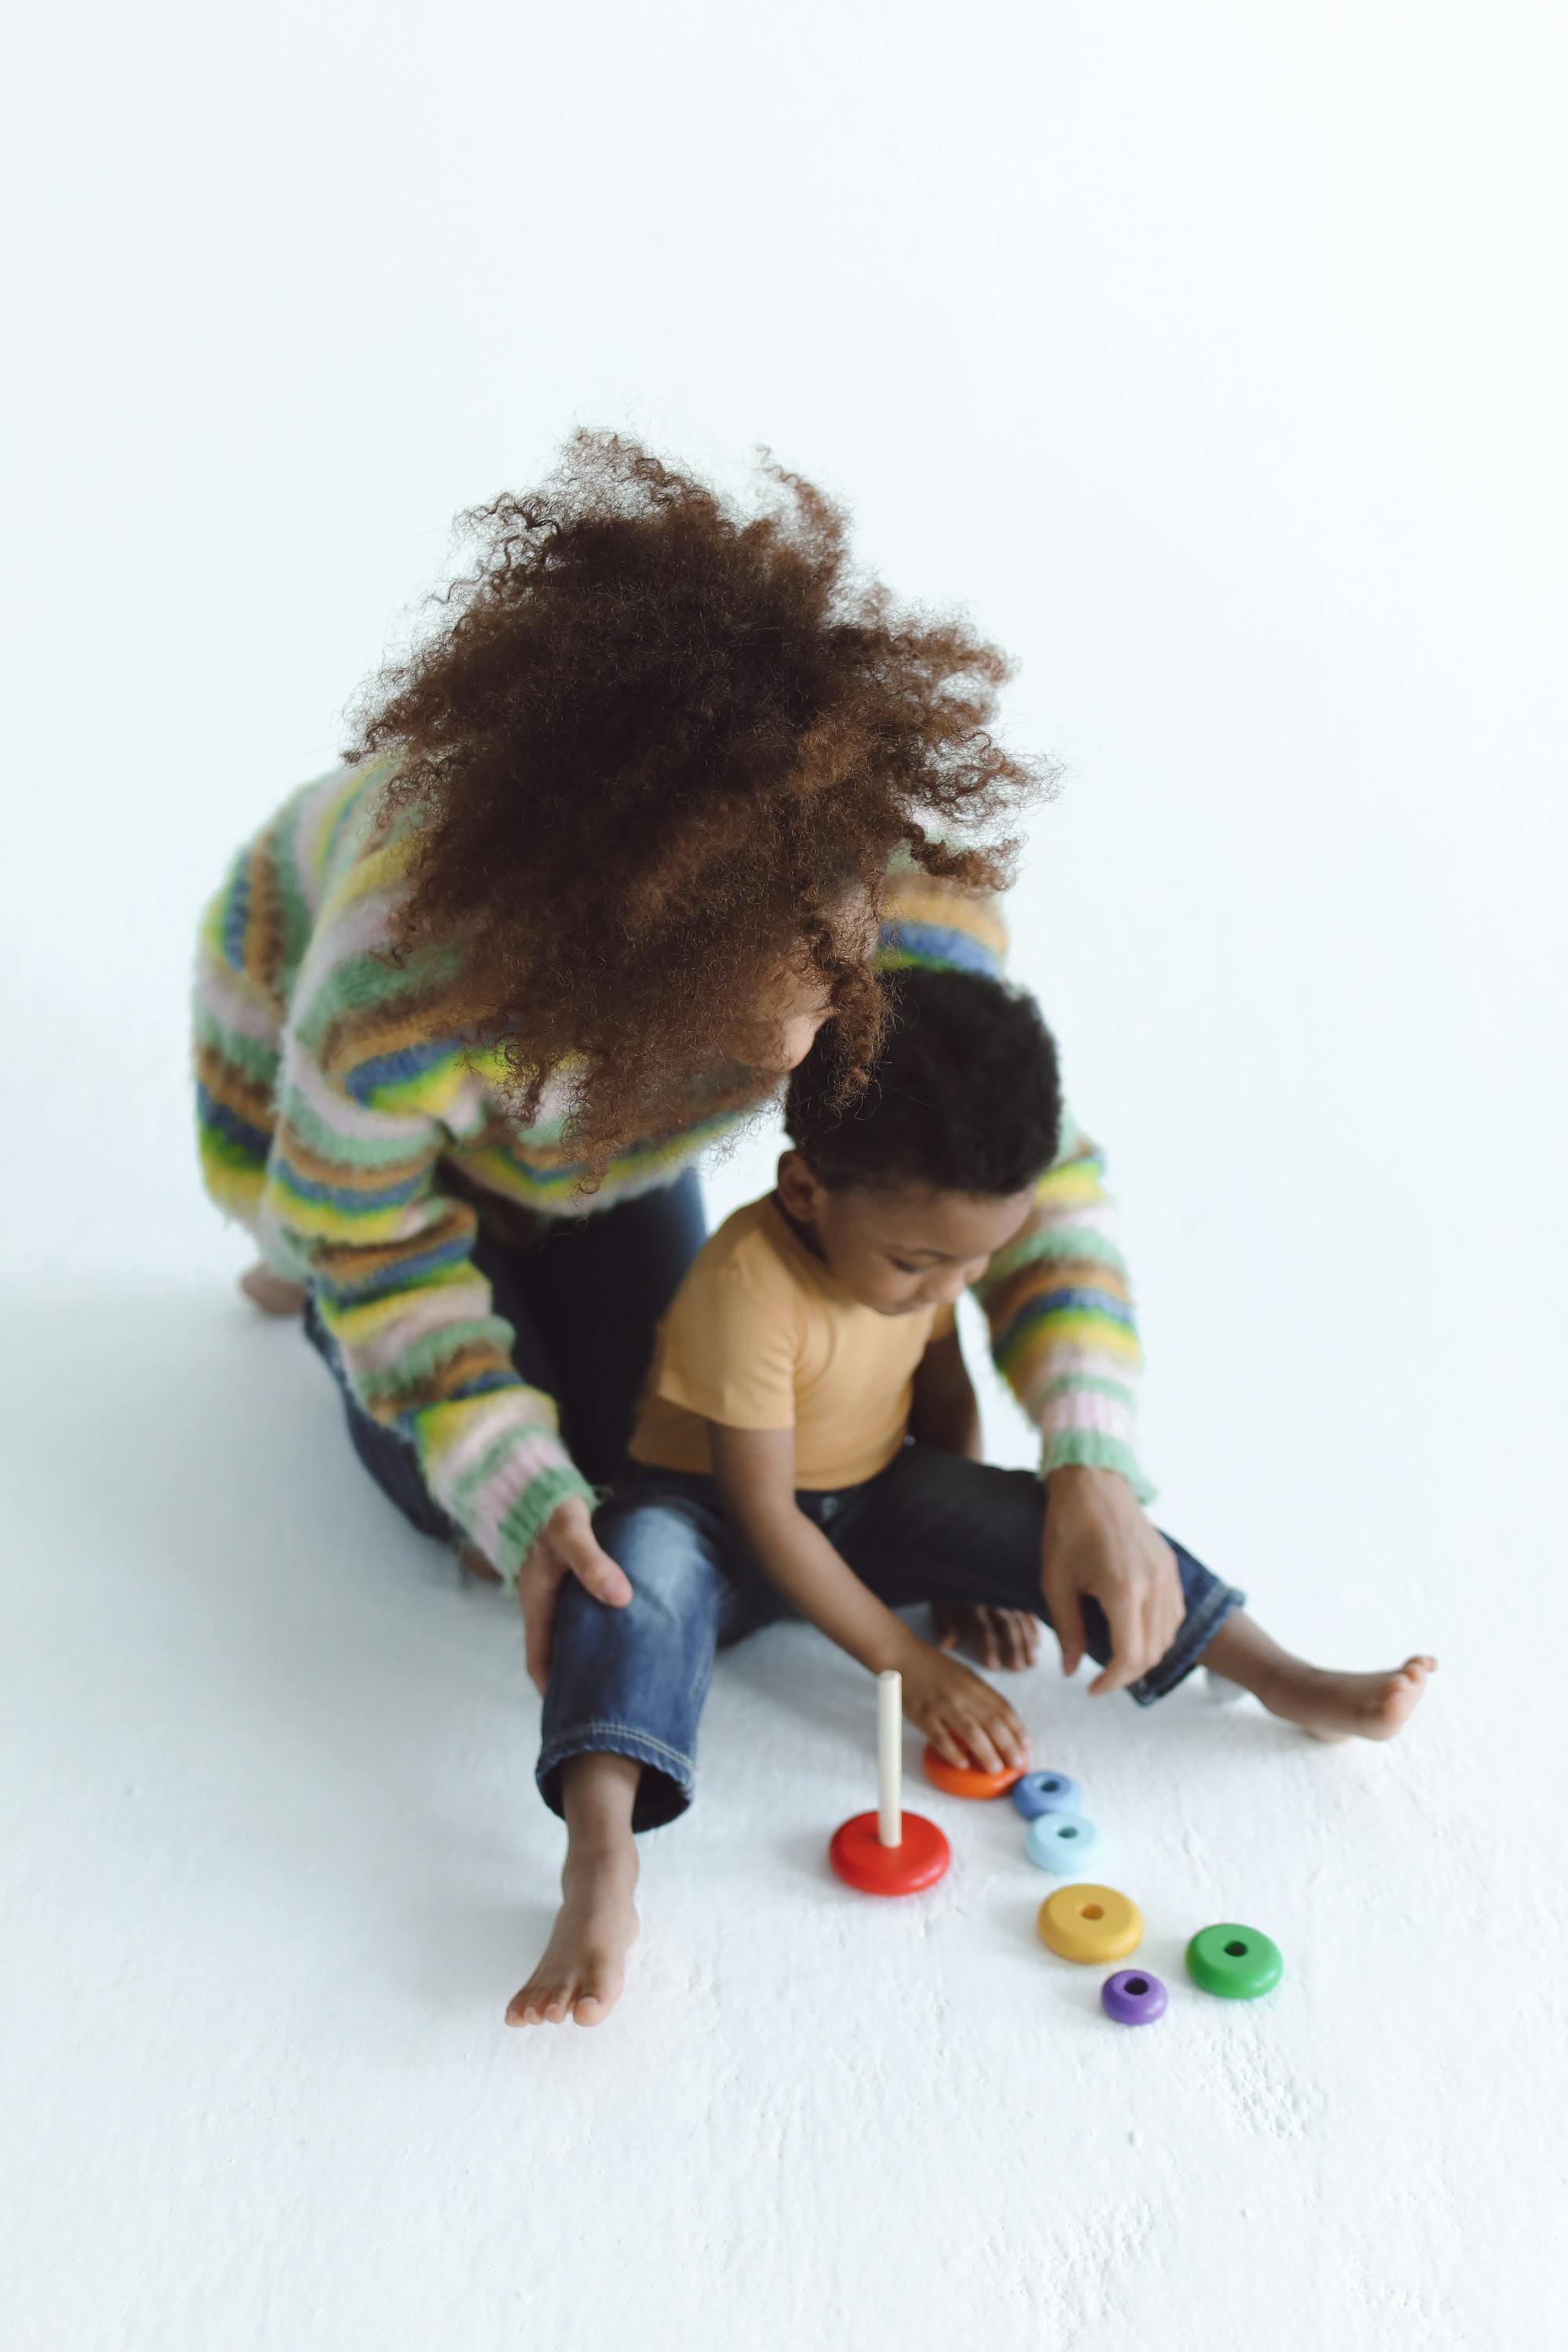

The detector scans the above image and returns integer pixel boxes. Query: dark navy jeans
[541,1449,1246,1832]
[302,1169,709,1534]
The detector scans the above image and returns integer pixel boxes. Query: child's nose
[925,1258,990,1308]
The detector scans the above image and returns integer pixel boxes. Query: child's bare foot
[239,1263,307,1316]
[1257,1654,1436,1743]
[932,1599,1042,1671]
[506,1840,641,2027]
[1201,1613,1436,1744]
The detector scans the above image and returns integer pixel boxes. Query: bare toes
[507,1979,566,2026]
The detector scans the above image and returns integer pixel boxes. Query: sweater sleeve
[259,1050,596,1584]
[875,860,1152,1501]
[969,1112,1152,1500]
[203,807,596,1588]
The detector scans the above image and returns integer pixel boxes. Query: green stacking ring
[1185,1922,1283,2000]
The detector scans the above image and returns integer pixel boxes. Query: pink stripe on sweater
[464,1433,578,1557]
[432,1391,566,1497]
[340,1277,498,1379]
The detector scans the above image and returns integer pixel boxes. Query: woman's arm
[969,1111,1150,1497]
[706,1421,1028,1771]
[971,1117,1182,1693]
[194,818,600,1593]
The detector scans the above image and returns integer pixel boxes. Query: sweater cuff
[486,1463,601,1593]
[1039,1429,1157,1506]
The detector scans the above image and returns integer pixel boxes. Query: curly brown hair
[348,430,1050,1177]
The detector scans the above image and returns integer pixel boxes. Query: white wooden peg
[877,1668,902,1847]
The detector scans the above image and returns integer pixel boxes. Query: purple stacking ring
[1101,1968,1167,2026]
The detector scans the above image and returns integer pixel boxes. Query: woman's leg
[302,1287,463,1541]
[510,1473,740,2027]
[299,1169,706,1548]
[500,1169,706,1486]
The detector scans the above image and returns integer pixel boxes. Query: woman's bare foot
[239,1263,307,1316]
[1256,1655,1436,1743]
[506,1839,640,2027]
[1201,1612,1436,1744]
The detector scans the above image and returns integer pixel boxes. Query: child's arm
[706,1421,1029,1774]
[909,1327,982,1459]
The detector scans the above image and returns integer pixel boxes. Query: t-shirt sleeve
[649,1258,800,1429]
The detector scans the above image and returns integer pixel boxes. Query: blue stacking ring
[1011,1769,1083,1820]
[1025,1812,1101,1873]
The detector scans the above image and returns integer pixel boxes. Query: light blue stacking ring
[1025,1812,1101,1873]
[1011,1769,1083,1820]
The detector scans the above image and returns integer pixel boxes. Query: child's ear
[775,1149,824,1221]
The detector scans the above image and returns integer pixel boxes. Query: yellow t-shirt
[629,1196,955,1487]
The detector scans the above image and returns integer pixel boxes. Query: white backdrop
[4,5,1566,2347]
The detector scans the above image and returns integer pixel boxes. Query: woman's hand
[932,1599,1043,1671]
[1040,1464,1182,1696]
[517,1495,633,1694]
[898,1641,1030,1775]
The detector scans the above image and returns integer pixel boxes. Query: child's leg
[1198,1613,1436,1740]
[836,1446,1433,1740]
[509,1473,737,2028]
[506,1751,642,2027]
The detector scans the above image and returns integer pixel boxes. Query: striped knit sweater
[194,757,1150,1586]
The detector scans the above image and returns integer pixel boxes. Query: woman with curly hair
[194,433,1185,1982]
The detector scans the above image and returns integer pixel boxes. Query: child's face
[776,1152,1037,1316]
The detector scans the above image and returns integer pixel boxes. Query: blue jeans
[302,1169,709,1534]
[539,1447,1247,1831]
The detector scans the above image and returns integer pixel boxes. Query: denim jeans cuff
[1128,1581,1247,1706]
[535,1724,696,1832]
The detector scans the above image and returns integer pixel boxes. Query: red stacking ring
[828,1809,951,1895]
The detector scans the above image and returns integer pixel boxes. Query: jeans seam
[1130,1581,1247,1706]
[537,1720,696,1780]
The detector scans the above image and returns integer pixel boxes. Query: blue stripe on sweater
[278,1160,431,1214]
[196,1081,273,1163]
[998,1287,1138,1335]
[877,922,1002,977]
[343,1036,463,1104]
[392,1370,521,1433]
[220,855,252,975]
[314,1229,477,1303]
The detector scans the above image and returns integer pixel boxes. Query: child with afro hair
[511,969,1435,2027]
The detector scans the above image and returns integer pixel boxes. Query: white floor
[8,2,1568,2339]
[5,1207,1565,2348]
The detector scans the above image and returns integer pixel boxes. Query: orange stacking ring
[922,1742,1025,1799]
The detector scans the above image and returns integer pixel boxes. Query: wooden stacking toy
[1185,1922,1283,1998]
[1011,1769,1083,1820]
[1025,1812,1102,1874]
[1101,1969,1168,2025]
[1036,1882,1144,1963]
[922,1741,1025,1799]
[829,1671,952,1895]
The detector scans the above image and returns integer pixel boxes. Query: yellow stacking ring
[1037,1883,1144,1964]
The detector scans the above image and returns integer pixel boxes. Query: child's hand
[899,1642,1030,1775]
[932,1599,1043,1671]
